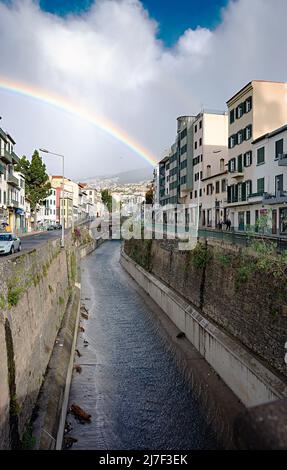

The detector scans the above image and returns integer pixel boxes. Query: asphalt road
[0,230,63,260]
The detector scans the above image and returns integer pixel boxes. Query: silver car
[0,233,21,255]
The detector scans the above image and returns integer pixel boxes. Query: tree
[101,189,113,213]
[16,150,51,225]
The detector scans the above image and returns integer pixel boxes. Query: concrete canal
[66,241,219,450]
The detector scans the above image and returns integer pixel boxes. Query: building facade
[0,127,22,233]
[226,80,287,230]
[156,111,228,229]
[187,111,228,228]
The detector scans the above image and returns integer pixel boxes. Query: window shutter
[234,184,238,202]
[228,160,231,172]
[238,154,243,172]
[242,182,246,201]
[243,153,247,167]
[227,186,232,204]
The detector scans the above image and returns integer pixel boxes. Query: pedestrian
[218,219,223,230]
[226,218,231,231]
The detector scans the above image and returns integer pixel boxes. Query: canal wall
[121,243,287,408]
[124,238,287,379]
[0,228,98,449]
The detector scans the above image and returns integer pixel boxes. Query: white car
[0,233,21,255]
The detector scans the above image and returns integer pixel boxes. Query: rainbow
[0,76,158,167]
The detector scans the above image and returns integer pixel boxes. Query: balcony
[7,199,19,209]
[7,173,19,187]
[247,191,264,203]
[0,148,12,164]
[230,170,244,180]
[262,191,287,205]
[11,152,20,164]
[278,154,287,166]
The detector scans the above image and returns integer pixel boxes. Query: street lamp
[39,148,65,248]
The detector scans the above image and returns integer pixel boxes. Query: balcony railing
[0,148,12,164]
[262,191,287,204]
[7,199,19,208]
[248,191,264,199]
[231,171,244,179]
[278,154,287,166]
[7,173,19,187]
[11,151,20,164]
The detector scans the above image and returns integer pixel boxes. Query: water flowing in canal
[66,241,219,450]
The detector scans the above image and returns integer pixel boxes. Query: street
[0,230,63,259]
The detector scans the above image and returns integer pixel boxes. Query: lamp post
[39,148,65,248]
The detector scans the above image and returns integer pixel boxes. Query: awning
[15,208,24,215]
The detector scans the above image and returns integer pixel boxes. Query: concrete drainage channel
[32,239,103,450]
[120,249,287,449]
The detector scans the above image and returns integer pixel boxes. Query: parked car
[55,224,62,230]
[0,233,21,255]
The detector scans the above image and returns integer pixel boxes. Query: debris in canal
[75,349,82,357]
[74,365,82,373]
[64,421,73,433]
[79,326,85,332]
[63,436,78,448]
[81,306,89,320]
[176,331,186,339]
[70,404,91,423]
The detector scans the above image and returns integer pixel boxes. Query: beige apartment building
[226,80,287,230]
[187,110,229,228]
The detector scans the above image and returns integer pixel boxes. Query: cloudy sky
[0,0,286,180]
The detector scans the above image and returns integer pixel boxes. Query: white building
[226,80,287,230]
[37,188,57,227]
[250,124,287,234]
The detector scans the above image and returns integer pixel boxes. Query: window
[199,121,202,129]
[181,176,187,185]
[245,180,252,197]
[206,165,211,177]
[190,192,193,199]
[230,109,235,124]
[237,154,243,172]
[195,125,197,133]
[199,189,202,197]
[181,144,187,155]
[245,96,252,113]
[257,177,265,194]
[229,158,236,172]
[221,179,227,192]
[236,104,244,119]
[244,151,252,167]
[275,139,284,159]
[207,184,213,195]
[216,181,220,194]
[220,159,225,172]
[195,141,197,150]
[180,128,187,140]
[229,134,237,148]
[245,125,252,140]
[194,190,197,198]
[180,159,187,170]
[257,147,265,165]
[199,138,202,146]
[237,130,244,145]
[238,184,242,201]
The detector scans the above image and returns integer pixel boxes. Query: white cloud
[0,0,286,179]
